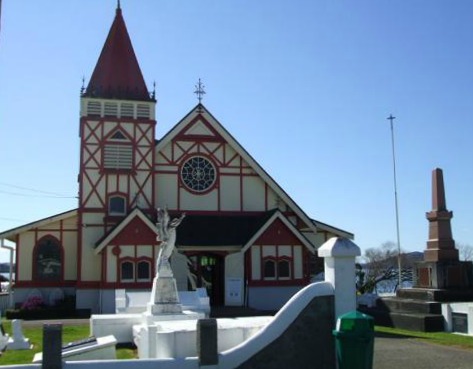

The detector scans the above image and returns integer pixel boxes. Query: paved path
[21,320,473,368]
[374,333,473,369]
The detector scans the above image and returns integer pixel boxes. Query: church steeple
[83,4,152,101]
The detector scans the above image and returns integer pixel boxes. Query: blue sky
[1,1,472,263]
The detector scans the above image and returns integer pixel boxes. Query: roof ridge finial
[194,78,206,104]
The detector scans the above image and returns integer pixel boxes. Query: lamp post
[387,114,402,289]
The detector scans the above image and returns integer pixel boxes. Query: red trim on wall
[248,279,306,287]
[15,281,77,288]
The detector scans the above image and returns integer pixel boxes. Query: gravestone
[7,319,31,350]
[0,322,8,351]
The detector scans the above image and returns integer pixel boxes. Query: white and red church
[0,5,352,314]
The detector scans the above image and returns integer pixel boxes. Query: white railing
[0,292,13,315]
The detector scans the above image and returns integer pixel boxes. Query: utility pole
[387,114,402,289]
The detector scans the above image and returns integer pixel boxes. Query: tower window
[109,195,126,215]
[121,103,134,118]
[137,104,150,119]
[103,144,133,170]
[110,130,127,140]
[104,102,118,117]
[87,101,101,116]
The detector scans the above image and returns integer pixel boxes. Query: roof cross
[194,78,206,103]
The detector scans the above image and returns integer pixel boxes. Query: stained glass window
[35,238,62,281]
[181,156,216,192]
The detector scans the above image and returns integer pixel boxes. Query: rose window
[181,156,216,192]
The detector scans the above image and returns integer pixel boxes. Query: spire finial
[194,78,206,103]
[80,76,86,95]
[117,0,121,10]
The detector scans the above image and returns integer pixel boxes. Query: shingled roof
[176,211,277,247]
[83,5,152,101]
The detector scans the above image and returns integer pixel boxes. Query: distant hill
[405,251,423,263]
[0,263,14,273]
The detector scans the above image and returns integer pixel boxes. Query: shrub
[21,296,45,310]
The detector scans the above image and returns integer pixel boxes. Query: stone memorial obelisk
[423,168,459,263]
[414,168,473,291]
[147,208,186,315]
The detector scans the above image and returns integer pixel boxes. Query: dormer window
[109,195,126,215]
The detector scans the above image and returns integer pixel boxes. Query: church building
[0,5,352,314]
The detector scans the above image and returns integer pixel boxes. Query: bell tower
[77,4,156,288]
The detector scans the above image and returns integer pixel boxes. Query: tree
[457,243,473,262]
[356,241,414,294]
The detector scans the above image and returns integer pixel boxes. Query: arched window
[119,258,152,283]
[120,261,134,282]
[34,237,62,281]
[263,259,276,279]
[109,195,126,215]
[137,260,151,281]
[278,259,291,279]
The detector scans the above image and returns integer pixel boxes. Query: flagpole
[388,114,402,289]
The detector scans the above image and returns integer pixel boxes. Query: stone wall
[235,295,335,369]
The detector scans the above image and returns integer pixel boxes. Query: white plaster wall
[248,286,301,311]
[155,174,178,209]
[108,175,118,190]
[81,213,104,281]
[279,246,291,257]
[120,246,134,258]
[18,232,35,280]
[225,252,245,306]
[242,177,265,211]
[138,246,153,258]
[63,231,78,280]
[180,189,218,211]
[262,245,276,257]
[266,188,279,210]
[118,175,129,194]
[107,247,117,282]
[251,246,261,280]
[220,176,240,211]
[294,246,303,279]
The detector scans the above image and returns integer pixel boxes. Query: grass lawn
[375,326,473,350]
[0,321,136,365]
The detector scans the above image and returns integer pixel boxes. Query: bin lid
[336,310,374,332]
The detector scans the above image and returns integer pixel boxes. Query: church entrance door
[188,253,224,306]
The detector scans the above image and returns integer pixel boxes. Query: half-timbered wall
[155,113,280,213]
[15,214,78,286]
[78,97,156,284]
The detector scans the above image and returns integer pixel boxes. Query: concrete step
[397,288,473,302]
[359,307,445,332]
[377,297,442,315]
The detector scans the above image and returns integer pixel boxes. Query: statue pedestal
[148,274,183,314]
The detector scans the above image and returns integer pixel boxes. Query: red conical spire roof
[83,6,152,101]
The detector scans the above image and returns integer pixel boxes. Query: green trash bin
[333,310,374,369]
